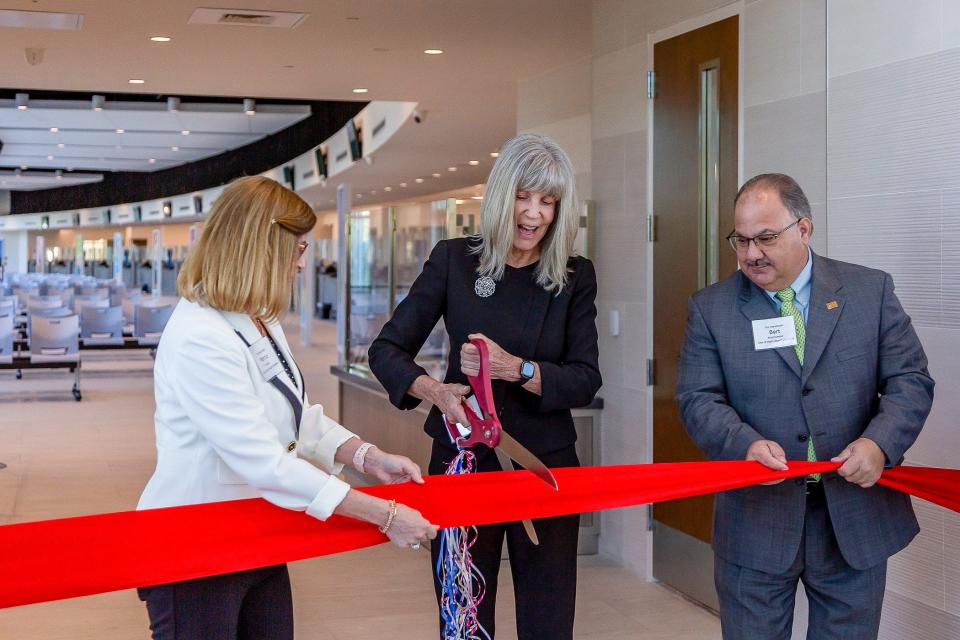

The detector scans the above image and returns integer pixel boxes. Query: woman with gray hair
[369,133,602,639]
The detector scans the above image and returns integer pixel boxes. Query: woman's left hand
[363,449,425,485]
[461,333,521,382]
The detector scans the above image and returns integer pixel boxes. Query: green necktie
[776,287,820,481]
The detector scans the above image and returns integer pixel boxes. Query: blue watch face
[520,360,535,380]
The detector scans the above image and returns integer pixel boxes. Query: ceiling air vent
[189,8,307,29]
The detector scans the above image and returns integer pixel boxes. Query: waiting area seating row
[1,273,176,401]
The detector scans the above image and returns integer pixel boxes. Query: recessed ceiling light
[116,128,125,134]
[399,182,407,188]
[424,48,444,55]
[456,199,465,205]
[148,158,156,164]
[46,155,54,160]
[181,130,190,135]
[447,167,457,172]
[384,186,392,192]
[352,88,369,94]
[49,127,59,133]
[490,152,499,158]
[415,178,424,183]
[471,196,484,200]
[20,165,28,170]
[356,193,362,198]
[57,143,65,149]
[468,160,479,165]
[128,79,145,84]
[432,173,441,178]
[171,146,179,151]
[150,36,171,42]
[370,190,377,195]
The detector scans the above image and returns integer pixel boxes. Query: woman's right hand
[386,503,440,548]
[428,381,473,429]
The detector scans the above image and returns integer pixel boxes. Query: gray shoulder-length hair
[472,133,580,293]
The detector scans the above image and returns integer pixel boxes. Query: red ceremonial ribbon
[1,461,957,609]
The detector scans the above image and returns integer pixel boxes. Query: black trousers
[138,564,294,640]
[429,441,581,640]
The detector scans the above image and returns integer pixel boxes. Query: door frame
[643,1,745,585]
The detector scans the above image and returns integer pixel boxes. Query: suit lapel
[801,253,844,385]
[737,272,802,379]
[493,278,552,410]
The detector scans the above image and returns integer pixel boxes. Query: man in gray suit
[677,173,934,639]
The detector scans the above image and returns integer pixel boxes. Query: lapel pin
[826,300,839,310]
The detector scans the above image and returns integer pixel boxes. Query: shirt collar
[766,247,813,306]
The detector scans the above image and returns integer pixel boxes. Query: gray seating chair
[29,314,80,363]
[73,295,109,315]
[134,304,173,346]
[81,305,124,346]
[27,295,64,314]
[0,313,14,364]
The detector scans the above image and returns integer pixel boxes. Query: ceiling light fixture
[57,143,65,149]
[15,93,28,110]
[116,128,125,134]
[150,36,171,42]
[148,158,156,164]
[384,186,392,192]
[92,95,105,111]
[49,127,59,133]
[181,130,190,135]
[399,182,408,188]
[424,48,444,55]
[20,165,28,170]
[490,152,499,158]
[352,88,368,94]
[448,166,457,172]
[432,173,441,178]
[167,97,180,112]
[128,78,145,84]
[415,178,424,183]
[468,160,479,165]
[171,146,179,151]
[472,196,484,200]
[46,155,54,160]
[243,98,256,115]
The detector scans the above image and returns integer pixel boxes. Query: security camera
[413,109,427,124]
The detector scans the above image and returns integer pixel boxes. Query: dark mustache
[746,258,772,268]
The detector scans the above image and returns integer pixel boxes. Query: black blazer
[368,237,602,456]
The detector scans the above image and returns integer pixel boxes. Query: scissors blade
[497,431,559,491]
[493,448,540,545]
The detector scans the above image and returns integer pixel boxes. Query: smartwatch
[519,360,536,383]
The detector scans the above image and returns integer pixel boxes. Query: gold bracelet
[378,499,398,534]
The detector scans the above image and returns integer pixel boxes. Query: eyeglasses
[726,220,800,252]
[297,241,309,257]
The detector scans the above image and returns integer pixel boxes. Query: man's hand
[746,439,789,485]
[831,438,886,488]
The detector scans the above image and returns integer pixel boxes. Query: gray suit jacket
[676,253,934,572]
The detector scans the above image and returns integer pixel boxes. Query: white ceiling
[0,0,592,207]
[0,98,310,177]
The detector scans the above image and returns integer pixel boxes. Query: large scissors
[443,339,558,545]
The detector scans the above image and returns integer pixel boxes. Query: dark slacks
[428,441,581,640]
[138,564,294,640]
[715,484,887,640]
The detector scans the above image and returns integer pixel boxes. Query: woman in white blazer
[137,176,437,640]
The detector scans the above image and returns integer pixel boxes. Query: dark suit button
[798,434,808,442]
[802,387,813,396]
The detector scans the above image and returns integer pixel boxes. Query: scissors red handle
[452,338,501,449]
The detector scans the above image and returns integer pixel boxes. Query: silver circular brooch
[474,276,496,298]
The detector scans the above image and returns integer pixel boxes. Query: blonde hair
[474,133,579,293]
[178,175,316,322]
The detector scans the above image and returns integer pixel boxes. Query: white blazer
[138,298,355,520]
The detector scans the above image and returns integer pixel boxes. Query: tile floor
[0,317,720,639]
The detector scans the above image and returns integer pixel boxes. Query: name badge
[752,317,798,350]
[250,336,284,381]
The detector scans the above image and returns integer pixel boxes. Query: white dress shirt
[138,298,355,520]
